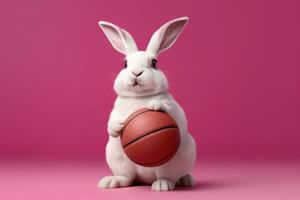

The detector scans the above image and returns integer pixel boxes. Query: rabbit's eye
[124,60,127,68]
[151,59,157,69]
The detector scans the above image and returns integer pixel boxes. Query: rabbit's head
[98,17,188,97]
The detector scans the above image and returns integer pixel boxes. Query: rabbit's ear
[146,17,189,56]
[98,21,138,55]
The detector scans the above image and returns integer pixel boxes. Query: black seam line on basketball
[123,125,179,149]
[120,109,150,139]
[123,125,178,148]
[131,137,181,167]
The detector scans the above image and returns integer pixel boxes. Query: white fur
[98,17,196,191]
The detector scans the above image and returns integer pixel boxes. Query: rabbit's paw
[151,179,175,191]
[176,174,195,187]
[107,118,123,137]
[98,176,132,188]
[147,100,167,111]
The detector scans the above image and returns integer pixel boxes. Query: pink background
[0,0,300,199]
[1,0,299,161]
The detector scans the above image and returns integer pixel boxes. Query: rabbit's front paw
[107,118,124,137]
[147,100,167,111]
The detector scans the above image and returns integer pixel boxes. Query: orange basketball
[121,108,180,167]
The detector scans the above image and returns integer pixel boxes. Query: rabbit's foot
[151,179,175,191]
[176,174,194,187]
[147,100,167,111]
[98,175,132,188]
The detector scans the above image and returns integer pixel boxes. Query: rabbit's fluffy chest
[113,93,171,117]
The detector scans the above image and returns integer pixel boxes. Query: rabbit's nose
[132,71,143,77]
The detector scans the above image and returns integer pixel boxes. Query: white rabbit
[98,17,196,191]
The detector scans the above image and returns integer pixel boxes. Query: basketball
[120,108,180,167]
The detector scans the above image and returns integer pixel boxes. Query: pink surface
[1,160,300,200]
